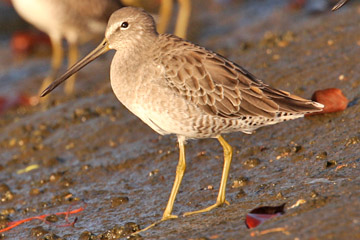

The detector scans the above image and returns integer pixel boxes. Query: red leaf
[245,204,285,229]
[11,31,50,55]
[0,93,39,115]
[307,88,349,116]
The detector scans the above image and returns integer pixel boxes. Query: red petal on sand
[245,204,285,229]
[0,93,38,115]
[11,31,35,55]
[11,31,50,55]
[307,88,349,116]
[17,93,34,106]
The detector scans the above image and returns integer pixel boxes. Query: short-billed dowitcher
[41,7,323,233]
[332,0,349,10]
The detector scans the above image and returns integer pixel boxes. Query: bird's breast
[109,52,201,137]
[109,52,170,134]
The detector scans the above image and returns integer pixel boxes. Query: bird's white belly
[124,103,171,135]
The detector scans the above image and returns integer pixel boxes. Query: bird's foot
[183,200,230,216]
[131,214,178,236]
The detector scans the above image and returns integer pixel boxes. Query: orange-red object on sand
[307,88,349,115]
[245,204,286,229]
[0,93,38,115]
[289,0,306,10]
[11,31,50,55]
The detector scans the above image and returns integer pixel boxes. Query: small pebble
[1,208,15,215]
[316,151,328,160]
[78,231,96,240]
[243,158,261,168]
[232,177,249,188]
[325,160,337,168]
[111,196,129,208]
[338,74,345,81]
[310,191,319,198]
[236,189,246,198]
[49,172,63,182]
[0,184,10,194]
[29,188,41,196]
[1,190,14,202]
[0,216,10,230]
[31,226,49,237]
[97,222,141,239]
[79,231,96,240]
[276,192,284,199]
[45,214,59,223]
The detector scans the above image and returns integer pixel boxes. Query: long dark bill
[332,0,348,11]
[40,38,110,97]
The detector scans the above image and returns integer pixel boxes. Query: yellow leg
[174,0,191,38]
[64,41,78,95]
[157,0,174,34]
[38,36,63,96]
[161,137,186,220]
[120,0,142,8]
[132,137,186,235]
[183,135,232,216]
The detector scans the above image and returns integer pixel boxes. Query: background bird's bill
[40,39,110,97]
[332,0,349,11]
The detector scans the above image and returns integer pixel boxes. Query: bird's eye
[121,22,129,29]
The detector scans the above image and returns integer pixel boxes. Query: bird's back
[153,34,323,136]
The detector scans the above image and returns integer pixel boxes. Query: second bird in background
[11,0,191,96]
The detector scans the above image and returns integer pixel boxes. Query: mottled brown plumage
[41,7,323,235]
[157,34,322,133]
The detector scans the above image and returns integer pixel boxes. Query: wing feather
[159,35,323,118]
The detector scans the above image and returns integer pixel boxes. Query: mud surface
[0,0,360,239]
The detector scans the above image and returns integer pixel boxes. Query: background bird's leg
[183,135,232,216]
[174,0,191,38]
[64,41,78,95]
[132,136,186,235]
[39,36,63,96]
[157,0,174,34]
[120,0,143,8]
